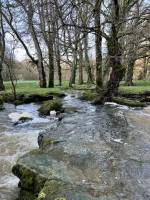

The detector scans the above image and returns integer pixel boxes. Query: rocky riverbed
[0,93,150,200]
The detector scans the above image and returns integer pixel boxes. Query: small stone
[50,110,57,116]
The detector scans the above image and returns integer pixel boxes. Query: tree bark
[26,0,47,88]
[84,32,93,84]
[78,41,83,85]
[69,50,77,87]
[55,19,61,86]
[0,6,5,91]
[95,0,103,89]
[104,25,125,100]
[125,59,135,86]
[48,45,54,88]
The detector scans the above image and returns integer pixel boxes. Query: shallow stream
[0,93,150,200]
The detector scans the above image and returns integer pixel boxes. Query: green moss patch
[38,99,62,115]
[79,91,97,101]
[112,97,146,107]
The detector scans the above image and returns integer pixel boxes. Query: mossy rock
[37,179,101,200]
[38,99,62,115]
[12,163,46,194]
[112,97,146,107]
[19,116,33,123]
[18,190,37,200]
[79,92,97,101]
[39,136,60,150]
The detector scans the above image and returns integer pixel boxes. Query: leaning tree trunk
[125,58,135,86]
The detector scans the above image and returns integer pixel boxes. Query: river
[0,93,150,200]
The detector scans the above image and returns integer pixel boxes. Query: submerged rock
[8,112,32,124]
[38,99,62,115]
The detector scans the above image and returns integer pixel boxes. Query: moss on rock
[79,91,97,101]
[112,97,146,107]
[12,163,46,194]
[38,99,62,115]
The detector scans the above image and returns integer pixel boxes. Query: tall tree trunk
[55,27,61,86]
[104,25,125,99]
[95,0,103,89]
[27,2,46,88]
[94,0,125,104]
[48,46,54,88]
[0,7,5,91]
[37,60,47,88]
[69,50,77,87]
[143,57,148,80]
[0,68,4,91]
[125,58,135,86]
[84,33,93,84]
[56,44,61,86]
[78,42,83,85]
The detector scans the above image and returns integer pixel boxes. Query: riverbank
[79,80,150,107]
[0,81,65,105]
[0,80,150,107]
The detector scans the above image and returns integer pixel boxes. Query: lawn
[1,80,150,97]
[119,80,150,94]
[3,81,64,96]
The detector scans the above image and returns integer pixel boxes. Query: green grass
[1,80,150,97]
[2,81,64,96]
[119,80,150,94]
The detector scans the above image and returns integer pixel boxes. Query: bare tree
[0,0,5,90]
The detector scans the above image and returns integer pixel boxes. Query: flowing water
[0,93,150,200]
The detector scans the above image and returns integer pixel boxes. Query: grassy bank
[119,80,150,94]
[0,81,66,104]
[3,81,64,96]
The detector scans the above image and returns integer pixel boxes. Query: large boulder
[38,99,62,115]
[12,146,101,200]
